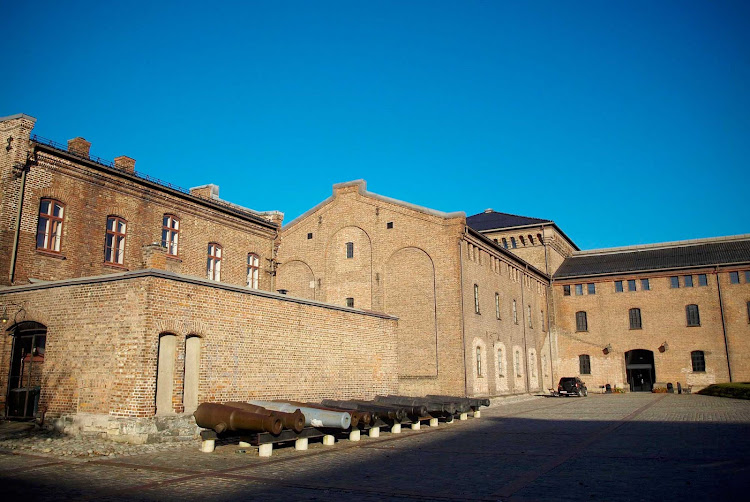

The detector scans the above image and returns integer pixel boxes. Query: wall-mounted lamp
[603,344,613,355]
[659,342,669,353]
[1,302,26,327]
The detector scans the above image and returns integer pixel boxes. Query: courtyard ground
[1,393,749,501]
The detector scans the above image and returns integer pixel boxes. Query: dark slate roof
[554,238,750,279]
[466,210,552,231]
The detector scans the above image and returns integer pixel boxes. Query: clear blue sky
[2,1,748,249]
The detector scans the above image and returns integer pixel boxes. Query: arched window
[579,354,591,374]
[183,336,201,414]
[497,348,504,376]
[629,308,642,329]
[502,238,508,249]
[36,198,65,252]
[575,311,588,332]
[510,237,517,249]
[519,235,526,246]
[104,216,127,265]
[207,243,222,281]
[528,305,533,328]
[529,351,536,377]
[512,300,518,324]
[514,350,521,376]
[155,333,176,415]
[537,233,543,244]
[686,304,700,327]
[474,284,480,314]
[691,350,705,372]
[495,293,501,319]
[528,234,534,245]
[247,253,260,288]
[476,346,482,377]
[162,215,180,256]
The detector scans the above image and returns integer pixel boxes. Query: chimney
[114,156,136,173]
[189,184,219,199]
[67,137,91,158]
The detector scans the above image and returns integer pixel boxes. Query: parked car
[556,377,588,397]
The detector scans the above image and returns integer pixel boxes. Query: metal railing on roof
[29,134,273,224]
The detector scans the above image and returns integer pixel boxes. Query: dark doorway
[6,322,46,419]
[624,349,655,392]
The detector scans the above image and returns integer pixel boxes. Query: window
[519,236,525,246]
[307,232,313,239]
[670,276,680,288]
[247,253,260,288]
[541,310,545,331]
[686,304,700,327]
[537,233,543,244]
[575,284,583,296]
[579,354,591,375]
[497,348,503,375]
[691,351,705,372]
[104,216,126,265]
[387,221,393,229]
[512,300,518,324]
[615,281,623,293]
[502,238,508,249]
[474,284,480,314]
[563,285,571,296]
[747,301,750,323]
[528,234,534,245]
[684,275,693,287]
[346,242,354,259]
[495,293,501,319]
[207,243,222,281]
[729,271,740,284]
[514,351,521,376]
[626,279,635,292]
[36,198,64,252]
[745,271,750,283]
[575,311,588,332]
[346,297,354,308]
[641,278,650,291]
[476,346,482,377]
[162,215,180,256]
[510,237,517,249]
[698,274,708,286]
[529,353,536,377]
[629,308,642,329]
[587,283,596,295]
[528,305,532,328]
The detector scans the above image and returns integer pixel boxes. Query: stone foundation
[51,413,199,444]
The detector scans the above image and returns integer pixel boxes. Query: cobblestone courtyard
[2,393,749,501]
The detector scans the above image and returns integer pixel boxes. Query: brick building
[1,113,748,441]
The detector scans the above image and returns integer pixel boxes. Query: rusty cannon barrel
[194,403,282,435]
[375,395,459,415]
[224,401,305,433]
[321,399,408,422]
[427,395,490,409]
[249,400,351,429]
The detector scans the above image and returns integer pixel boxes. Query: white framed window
[162,215,180,256]
[104,216,126,265]
[247,253,260,288]
[36,198,65,252]
[207,243,222,281]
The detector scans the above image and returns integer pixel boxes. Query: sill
[687,325,701,328]
[103,262,128,270]
[692,371,706,374]
[36,250,66,260]
[629,327,642,330]
[165,255,182,262]
[475,311,481,315]
[576,330,588,333]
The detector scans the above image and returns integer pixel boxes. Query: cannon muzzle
[224,401,305,433]
[194,403,282,435]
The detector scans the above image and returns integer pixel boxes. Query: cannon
[320,399,408,422]
[375,395,461,415]
[194,403,282,435]
[249,400,351,429]
[369,397,428,418]
[427,395,490,408]
[275,400,371,427]
[224,401,305,433]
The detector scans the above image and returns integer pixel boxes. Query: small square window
[387,222,393,229]
[615,281,623,293]
[307,232,313,239]
[698,274,708,287]
[641,278,650,291]
[587,283,596,295]
[575,284,583,296]
[563,285,571,296]
[670,276,680,288]
[346,297,354,308]
[627,279,636,292]
[684,275,693,287]
[730,271,740,284]
[745,271,750,283]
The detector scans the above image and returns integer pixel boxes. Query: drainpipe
[9,151,33,284]
[715,267,732,382]
[458,235,469,397]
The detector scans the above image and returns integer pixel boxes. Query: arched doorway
[624,349,655,392]
[6,322,47,419]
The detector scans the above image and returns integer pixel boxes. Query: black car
[556,377,588,397]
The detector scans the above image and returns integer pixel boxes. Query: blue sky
[2,1,748,249]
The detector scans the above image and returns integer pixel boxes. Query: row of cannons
[194,395,490,457]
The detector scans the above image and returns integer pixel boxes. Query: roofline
[0,269,398,320]
[572,233,750,256]
[467,226,550,280]
[0,113,37,123]
[475,222,580,251]
[553,260,750,281]
[283,179,465,230]
[32,141,280,232]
